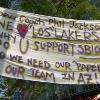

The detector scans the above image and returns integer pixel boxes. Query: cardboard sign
[0,7,100,84]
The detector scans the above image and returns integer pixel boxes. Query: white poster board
[0,7,100,84]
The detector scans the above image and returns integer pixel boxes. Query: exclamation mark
[94,73,98,84]
[95,73,98,79]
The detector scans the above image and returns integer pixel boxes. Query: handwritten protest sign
[0,7,100,84]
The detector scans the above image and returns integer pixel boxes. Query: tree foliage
[0,0,11,8]
[19,0,100,19]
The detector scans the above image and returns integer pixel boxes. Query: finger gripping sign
[0,7,100,84]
